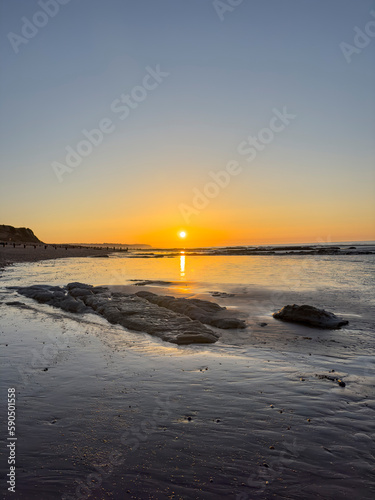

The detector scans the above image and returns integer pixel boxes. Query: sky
[0,0,374,247]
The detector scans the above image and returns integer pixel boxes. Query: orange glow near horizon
[6,197,374,248]
[22,222,375,248]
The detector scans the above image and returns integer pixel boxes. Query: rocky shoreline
[124,244,375,258]
[11,282,248,345]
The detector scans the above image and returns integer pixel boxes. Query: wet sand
[1,276,374,499]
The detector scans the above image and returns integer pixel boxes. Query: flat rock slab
[273,304,349,329]
[132,280,174,286]
[135,290,246,329]
[12,283,220,345]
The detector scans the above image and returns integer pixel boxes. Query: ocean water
[2,251,375,332]
[1,251,375,356]
[1,253,374,499]
[1,250,374,292]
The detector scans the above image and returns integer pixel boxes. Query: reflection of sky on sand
[1,295,374,500]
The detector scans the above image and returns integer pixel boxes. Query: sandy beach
[1,252,374,499]
[1,294,374,500]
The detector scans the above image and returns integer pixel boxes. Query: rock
[316,374,346,387]
[34,291,55,303]
[133,280,173,286]
[67,282,93,291]
[258,322,268,327]
[14,284,219,345]
[210,291,235,298]
[273,304,349,329]
[69,287,93,298]
[19,287,55,303]
[135,291,246,329]
[6,301,32,309]
[14,284,87,313]
[59,297,87,313]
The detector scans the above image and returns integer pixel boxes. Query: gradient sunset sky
[1,0,374,247]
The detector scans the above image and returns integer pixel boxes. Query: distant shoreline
[0,243,121,269]
[2,241,374,269]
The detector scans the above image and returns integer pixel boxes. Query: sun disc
[179,231,186,238]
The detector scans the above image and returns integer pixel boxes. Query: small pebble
[269,446,275,450]
[43,368,48,371]
[187,416,192,421]
[338,380,346,387]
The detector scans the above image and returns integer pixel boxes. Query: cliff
[0,225,43,243]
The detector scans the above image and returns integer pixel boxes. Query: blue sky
[0,0,374,245]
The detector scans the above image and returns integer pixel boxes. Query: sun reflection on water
[180,251,185,278]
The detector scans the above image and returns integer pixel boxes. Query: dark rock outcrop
[13,283,221,345]
[135,290,246,329]
[14,284,89,313]
[133,280,173,286]
[273,304,349,329]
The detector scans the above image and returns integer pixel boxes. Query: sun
[179,231,187,238]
